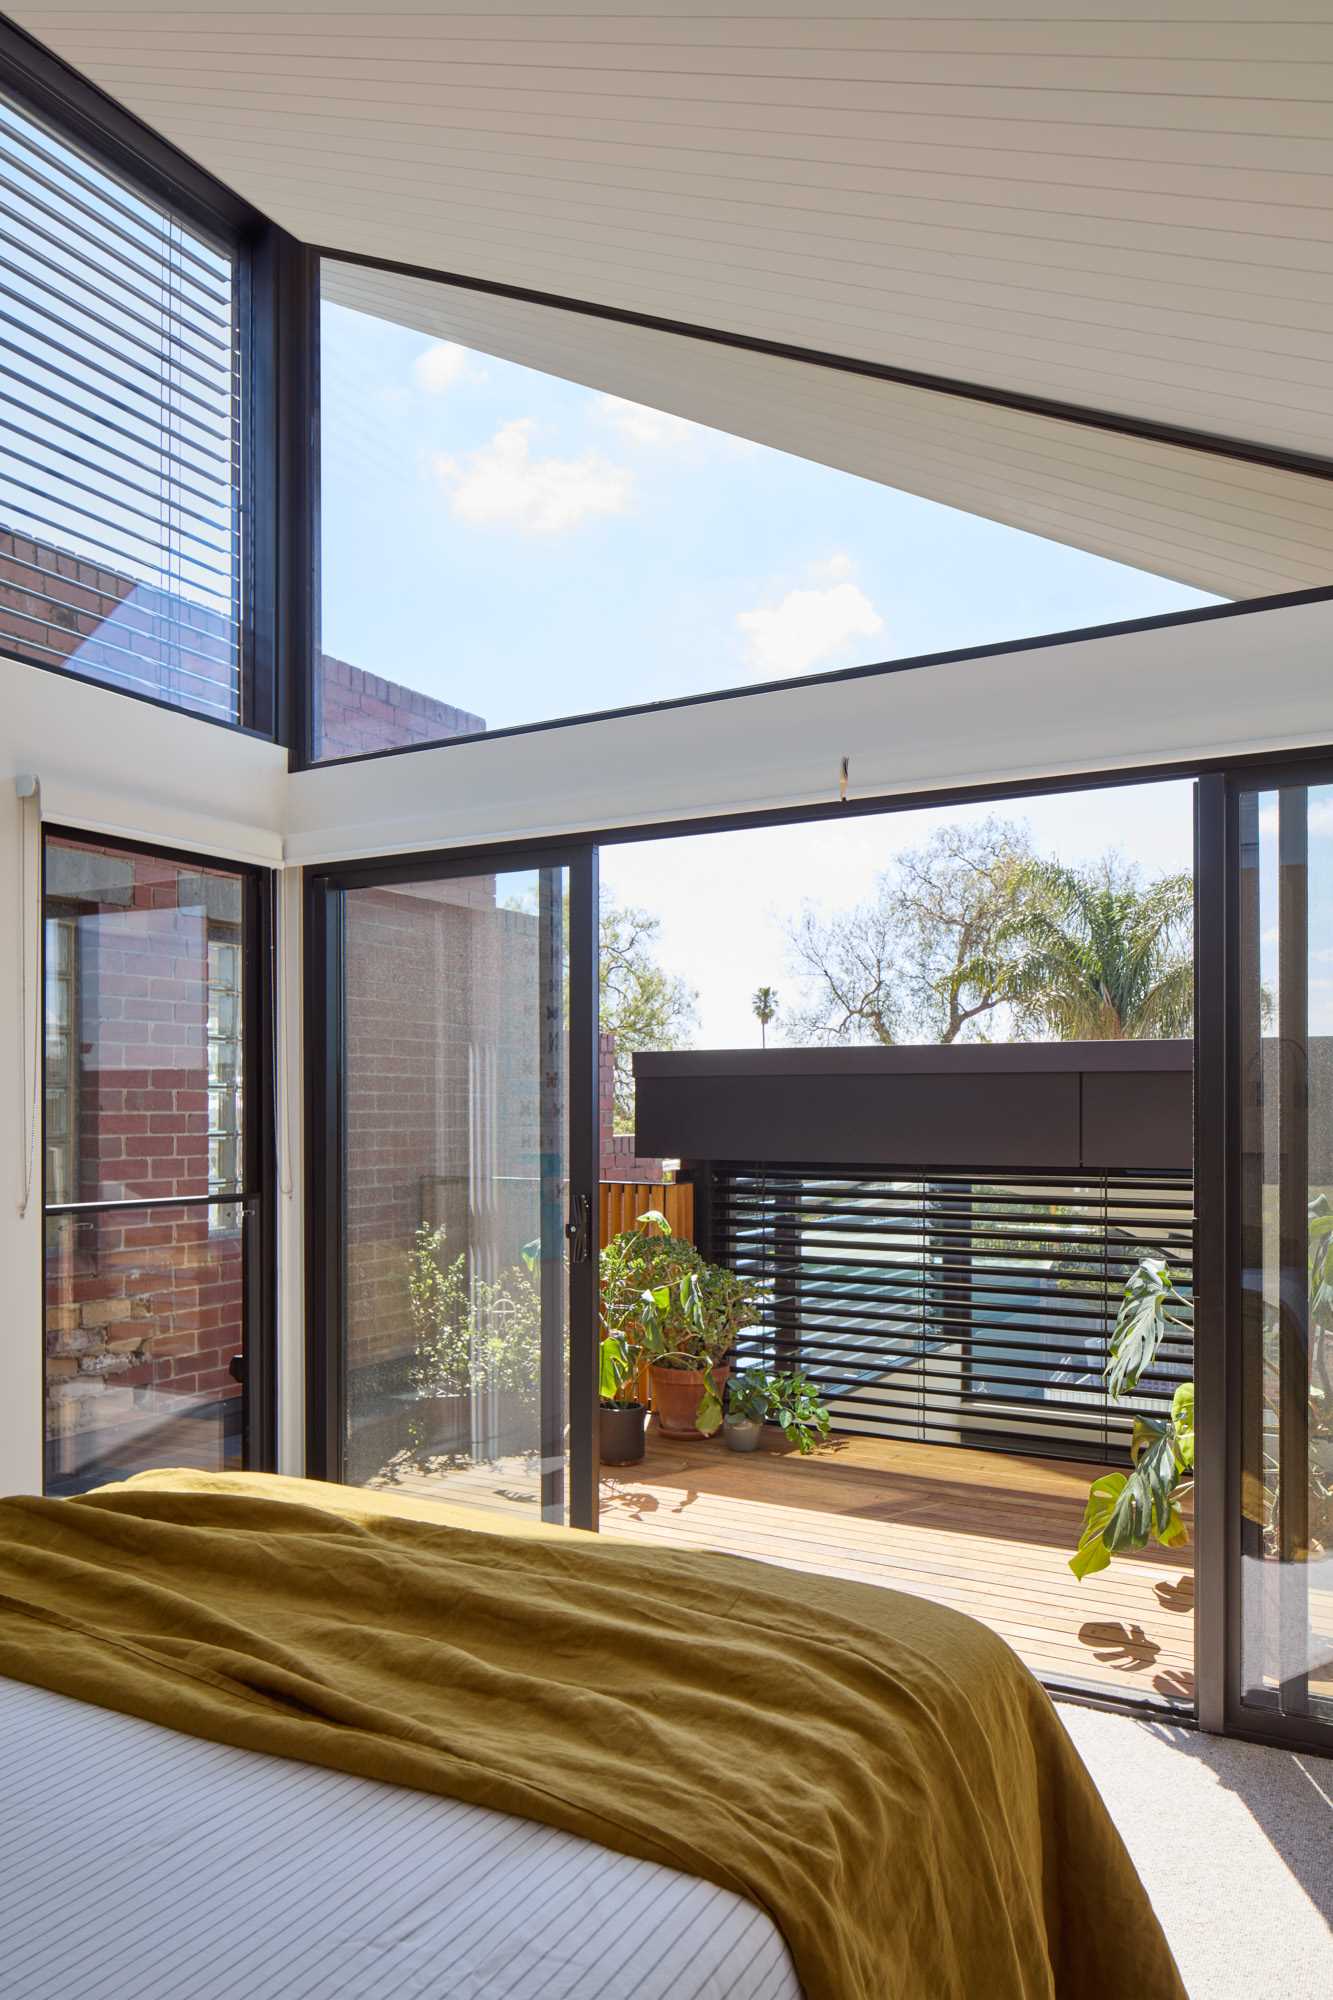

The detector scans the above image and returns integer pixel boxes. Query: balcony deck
[598,1428,1195,1700]
[372,1426,1195,1701]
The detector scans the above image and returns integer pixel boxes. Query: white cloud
[736,555,885,680]
[596,394,697,448]
[431,419,633,535]
[412,341,473,393]
[596,392,760,455]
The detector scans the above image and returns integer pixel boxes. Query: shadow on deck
[599,1426,1196,1703]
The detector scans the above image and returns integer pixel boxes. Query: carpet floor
[1059,1704,1333,2000]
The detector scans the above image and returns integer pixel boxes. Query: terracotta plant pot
[650,1363,730,1439]
[599,1400,646,1467]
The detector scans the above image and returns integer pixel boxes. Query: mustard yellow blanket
[0,1471,1185,2000]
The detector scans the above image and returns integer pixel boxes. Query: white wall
[286,595,1333,864]
[2,593,1331,1492]
[274,865,305,1475]
[0,662,289,1493]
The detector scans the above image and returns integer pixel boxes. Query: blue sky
[320,302,1219,737]
[322,301,1296,1049]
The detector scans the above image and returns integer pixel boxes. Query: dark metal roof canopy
[634,1042,1194,1175]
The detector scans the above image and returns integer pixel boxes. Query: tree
[752,985,778,1047]
[784,817,1039,1045]
[600,899,697,1131]
[979,858,1193,1040]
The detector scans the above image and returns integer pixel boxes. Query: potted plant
[723,1368,769,1451]
[598,1211,703,1465]
[649,1259,765,1439]
[724,1367,831,1454]
[598,1321,649,1465]
[764,1369,832,1454]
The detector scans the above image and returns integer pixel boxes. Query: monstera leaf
[1106,1255,1184,1400]
[1070,1414,1191,1579]
[1171,1382,1195,1471]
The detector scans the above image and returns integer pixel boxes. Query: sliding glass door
[307,847,598,1528]
[1233,774,1333,1738]
[1199,764,1333,1750]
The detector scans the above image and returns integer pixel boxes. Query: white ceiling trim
[284,593,1333,866]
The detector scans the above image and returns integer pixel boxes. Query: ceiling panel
[11,4,1333,594]
[323,260,1333,598]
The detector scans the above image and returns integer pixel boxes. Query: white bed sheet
[0,1677,801,2000]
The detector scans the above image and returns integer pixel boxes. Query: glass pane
[1238,783,1333,1727]
[44,1203,246,1497]
[312,261,1215,765]
[0,91,242,722]
[44,836,245,1201]
[341,867,570,1525]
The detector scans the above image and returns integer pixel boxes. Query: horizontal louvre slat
[0,91,241,723]
[712,1160,1194,1466]
[0,113,231,297]
[0,162,232,330]
[1,224,233,375]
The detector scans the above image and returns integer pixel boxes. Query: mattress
[0,1676,801,2000]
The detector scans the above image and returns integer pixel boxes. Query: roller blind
[0,87,242,722]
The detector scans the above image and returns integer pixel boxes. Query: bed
[0,1470,1187,2000]
[0,1677,798,2000]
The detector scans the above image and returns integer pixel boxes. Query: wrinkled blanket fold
[0,1471,1185,2000]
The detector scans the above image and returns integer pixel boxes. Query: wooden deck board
[371,1429,1196,1702]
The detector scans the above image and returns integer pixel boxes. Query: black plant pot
[600,1401,647,1466]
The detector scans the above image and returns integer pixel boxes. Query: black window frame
[40,822,278,1490]
[0,16,313,750]
[303,842,600,1528]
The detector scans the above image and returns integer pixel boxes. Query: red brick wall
[0,527,239,721]
[0,525,487,752]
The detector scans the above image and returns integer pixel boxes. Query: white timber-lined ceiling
[12,3,1333,597]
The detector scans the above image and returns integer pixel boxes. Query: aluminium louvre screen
[715,1164,1194,1465]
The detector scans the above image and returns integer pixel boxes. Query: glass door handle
[565,1194,591,1264]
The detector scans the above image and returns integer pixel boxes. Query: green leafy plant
[598,1209,703,1410]
[726,1368,771,1424]
[598,1212,764,1436]
[1070,1256,1194,1579]
[724,1366,831,1454]
[406,1224,541,1451]
[1073,1193,1333,1579]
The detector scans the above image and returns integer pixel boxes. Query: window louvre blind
[0,89,242,722]
[714,1165,1194,1465]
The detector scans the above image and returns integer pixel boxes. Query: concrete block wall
[317,653,486,760]
[599,1031,664,1183]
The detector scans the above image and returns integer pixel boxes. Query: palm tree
[752,985,779,1048]
[979,861,1193,1040]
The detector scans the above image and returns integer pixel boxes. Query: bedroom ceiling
[12,3,1333,596]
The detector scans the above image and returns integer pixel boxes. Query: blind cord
[16,779,41,1218]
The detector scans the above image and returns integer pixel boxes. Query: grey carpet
[1059,1704,1333,2000]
